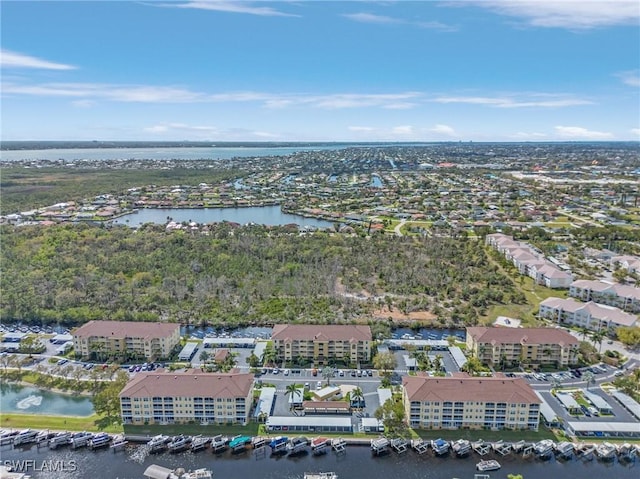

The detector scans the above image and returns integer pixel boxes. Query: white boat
[476,459,501,471]
[190,435,209,451]
[287,436,309,454]
[451,438,471,456]
[431,438,450,455]
[304,473,338,479]
[69,431,93,449]
[147,434,170,452]
[12,429,38,446]
[110,434,128,450]
[179,469,213,479]
[168,435,191,453]
[596,442,616,460]
[310,437,330,455]
[49,432,71,449]
[88,432,111,449]
[534,439,554,458]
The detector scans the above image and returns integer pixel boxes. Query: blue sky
[1,1,639,142]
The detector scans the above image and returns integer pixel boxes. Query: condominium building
[271,324,372,365]
[466,327,579,367]
[72,320,180,361]
[569,280,640,313]
[119,370,254,425]
[539,297,638,331]
[403,375,541,431]
[485,233,573,288]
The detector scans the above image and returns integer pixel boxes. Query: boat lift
[390,438,408,454]
[411,439,430,454]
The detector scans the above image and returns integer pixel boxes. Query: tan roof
[73,320,179,339]
[403,375,540,404]
[467,327,578,346]
[302,401,350,409]
[271,324,372,342]
[119,370,254,399]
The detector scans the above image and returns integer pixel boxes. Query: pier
[210,434,227,452]
[492,440,512,456]
[411,439,430,455]
[472,440,491,456]
[390,438,408,454]
[370,437,389,455]
[331,438,347,454]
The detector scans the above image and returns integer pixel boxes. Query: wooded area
[0,223,523,329]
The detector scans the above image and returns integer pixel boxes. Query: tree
[350,386,364,410]
[373,351,397,377]
[582,370,595,391]
[285,383,302,410]
[321,366,335,386]
[374,397,407,438]
[246,352,260,368]
[199,350,210,363]
[433,354,443,372]
[261,342,277,367]
[460,356,483,376]
[507,475,524,479]
[92,370,129,425]
[616,326,640,348]
[19,336,43,357]
[590,329,606,354]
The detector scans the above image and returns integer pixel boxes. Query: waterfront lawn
[413,428,556,443]
[2,413,123,433]
[124,422,260,438]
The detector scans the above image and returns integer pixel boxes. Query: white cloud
[392,125,414,135]
[1,49,76,70]
[343,12,457,31]
[172,1,298,17]
[473,0,640,29]
[512,131,548,139]
[430,124,456,136]
[554,125,613,139]
[615,70,640,87]
[631,128,640,137]
[144,122,280,140]
[433,94,592,108]
[348,126,376,132]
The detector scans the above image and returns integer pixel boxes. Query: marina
[2,432,639,479]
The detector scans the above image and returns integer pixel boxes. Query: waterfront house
[72,320,180,361]
[119,370,254,425]
[403,374,541,431]
[466,327,579,368]
[271,324,372,366]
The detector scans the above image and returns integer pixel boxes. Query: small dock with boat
[411,439,429,454]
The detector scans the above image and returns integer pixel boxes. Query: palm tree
[285,383,302,410]
[590,329,606,354]
[351,386,364,410]
[433,354,443,372]
[582,370,595,391]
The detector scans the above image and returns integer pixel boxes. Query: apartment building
[403,375,541,431]
[72,320,180,361]
[466,327,579,367]
[539,297,638,331]
[271,324,372,365]
[569,280,640,313]
[119,370,254,425]
[485,233,573,288]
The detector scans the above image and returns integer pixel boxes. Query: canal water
[0,384,94,416]
[111,206,335,229]
[2,442,636,479]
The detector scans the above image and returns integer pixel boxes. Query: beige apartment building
[72,320,180,361]
[119,370,254,425]
[466,327,579,368]
[403,374,541,431]
[271,324,372,365]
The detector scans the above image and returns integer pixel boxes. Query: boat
[0,430,19,445]
[534,439,554,459]
[476,459,501,472]
[168,435,191,453]
[69,431,93,449]
[147,434,171,452]
[88,432,112,449]
[251,436,267,449]
[431,438,450,455]
[143,464,212,479]
[304,473,338,479]
[370,437,389,455]
[110,434,128,451]
[451,438,471,456]
[554,441,574,458]
[12,429,38,446]
[179,469,213,479]
[310,437,330,455]
[595,442,617,461]
[269,436,288,453]
[49,432,71,450]
[287,436,308,454]
[228,435,252,452]
[190,435,209,452]
[35,430,54,444]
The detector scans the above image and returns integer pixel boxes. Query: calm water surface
[0,384,94,416]
[2,442,636,479]
[112,206,335,229]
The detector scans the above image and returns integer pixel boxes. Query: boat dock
[210,434,227,452]
[472,439,491,456]
[331,438,347,454]
[411,439,430,454]
[390,438,408,453]
[370,437,389,455]
[111,434,128,452]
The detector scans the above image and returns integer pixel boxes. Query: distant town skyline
[1,1,639,142]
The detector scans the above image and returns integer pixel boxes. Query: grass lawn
[2,413,122,433]
[124,422,260,437]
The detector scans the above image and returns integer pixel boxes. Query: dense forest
[0,223,523,329]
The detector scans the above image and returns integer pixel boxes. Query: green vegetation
[2,413,123,433]
[1,223,524,329]
[124,422,260,437]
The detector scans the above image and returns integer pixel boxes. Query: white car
[316,381,322,389]
[283,369,290,376]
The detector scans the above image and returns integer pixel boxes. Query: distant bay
[112,206,335,229]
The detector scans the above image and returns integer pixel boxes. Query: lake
[0,384,94,416]
[111,206,335,229]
